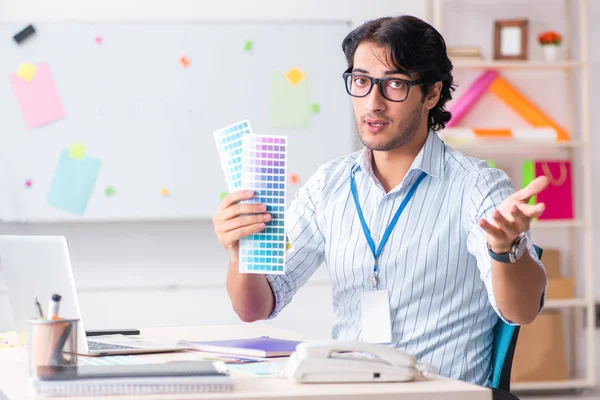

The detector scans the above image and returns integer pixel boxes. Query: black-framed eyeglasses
[342,68,426,102]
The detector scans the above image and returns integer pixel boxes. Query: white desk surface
[0,324,491,400]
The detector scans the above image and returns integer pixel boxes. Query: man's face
[349,42,427,151]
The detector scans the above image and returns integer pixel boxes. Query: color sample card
[270,72,311,129]
[46,148,101,215]
[9,62,66,129]
[213,120,253,192]
[239,135,287,274]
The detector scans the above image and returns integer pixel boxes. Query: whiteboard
[0,22,355,222]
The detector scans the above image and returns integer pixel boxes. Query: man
[212,15,547,386]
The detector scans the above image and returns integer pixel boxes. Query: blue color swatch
[213,120,252,192]
[239,135,287,274]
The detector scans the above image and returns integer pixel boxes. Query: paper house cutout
[442,69,569,142]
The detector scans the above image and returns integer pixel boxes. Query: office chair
[490,245,543,400]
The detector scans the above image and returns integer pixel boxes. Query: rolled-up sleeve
[265,171,326,319]
[465,168,546,325]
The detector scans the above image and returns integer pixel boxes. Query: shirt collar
[354,130,446,180]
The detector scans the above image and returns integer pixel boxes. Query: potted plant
[538,30,562,61]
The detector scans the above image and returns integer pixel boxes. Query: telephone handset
[285,340,424,383]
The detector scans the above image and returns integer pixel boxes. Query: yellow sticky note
[69,144,86,160]
[161,188,169,196]
[285,68,304,85]
[16,62,37,81]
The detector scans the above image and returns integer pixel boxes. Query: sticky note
[95,36,103,45]
[290,173,300,184]
[180,56,190,67]
[244,40,253,51]
[13,24,36,44]
[270,72,311,129]
[69,144,86,160]
[161,188,169,196]
[487,160,496,168]
[105,187,116,197]
[219,191,228,201]
[9,62,67,129]
[285,68,304,85]
[46,148,101,215]
[311,103,319,114]
[25,179,32,188]
[16,63,37,81]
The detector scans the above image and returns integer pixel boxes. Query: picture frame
[493,19,529,60]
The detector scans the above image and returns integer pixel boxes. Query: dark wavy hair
[342,15,456,131]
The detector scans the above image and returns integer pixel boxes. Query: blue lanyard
[350,168,427,289]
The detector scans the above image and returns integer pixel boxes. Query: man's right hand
[212,190,271,260]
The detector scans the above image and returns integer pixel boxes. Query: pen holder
[28,318,79,380]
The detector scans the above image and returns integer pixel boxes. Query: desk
[0,324,492,400]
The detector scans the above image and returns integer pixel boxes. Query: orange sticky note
[180,56,190,68]
[290,173,300,185]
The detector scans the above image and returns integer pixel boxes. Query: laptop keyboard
[88,340,141,351]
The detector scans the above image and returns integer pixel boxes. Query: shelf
[544,298,588,309]
[530,219,585,229]
[450,59,584,69]
[512,378,593,391]
[444,139,582,151]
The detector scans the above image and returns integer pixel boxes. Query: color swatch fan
[239,135,287,274]
[213,120,253,192]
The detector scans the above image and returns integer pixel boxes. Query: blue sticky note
[46,148,101,215]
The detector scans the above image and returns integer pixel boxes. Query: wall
[0,0,424,339]
[0,0,598,382]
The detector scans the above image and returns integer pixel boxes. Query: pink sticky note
[9,62,66,129]
[95,36,103,45]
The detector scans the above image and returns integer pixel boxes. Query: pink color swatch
[9,62,66,129]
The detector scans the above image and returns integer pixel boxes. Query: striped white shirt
[266,131,545,386]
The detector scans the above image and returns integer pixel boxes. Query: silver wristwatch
[487,233,528,264]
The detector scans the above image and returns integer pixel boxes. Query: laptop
[0,235,189,356]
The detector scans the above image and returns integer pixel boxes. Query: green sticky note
[244,40,253,51]
[46,148,101,215]
[105,187,116,197]
[219,191,228,201]
[487,160,496,168]
[69,144,86,160]
[311,103,319,114]
[270,72,311,129]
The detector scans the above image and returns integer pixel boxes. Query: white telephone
[285,340,420,383]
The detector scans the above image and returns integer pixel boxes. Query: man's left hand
[479,176,550,253]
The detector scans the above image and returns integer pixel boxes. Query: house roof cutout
[442,69,570,142]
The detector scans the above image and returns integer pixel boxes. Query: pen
[33,295,44,319]
[48,294,62,320]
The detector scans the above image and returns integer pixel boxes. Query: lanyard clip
[369,270,378,289]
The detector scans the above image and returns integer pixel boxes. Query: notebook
[32,361,232,396]
[177,336,302,358]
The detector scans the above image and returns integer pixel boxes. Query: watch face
[514,235,528,259]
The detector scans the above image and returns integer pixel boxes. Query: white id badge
[360,290,392,343]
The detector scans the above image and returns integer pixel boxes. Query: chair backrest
[490,244,543,391]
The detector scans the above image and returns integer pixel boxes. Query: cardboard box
[542,248,561,278]
[546,278,575,299]
[512,311,568,382]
